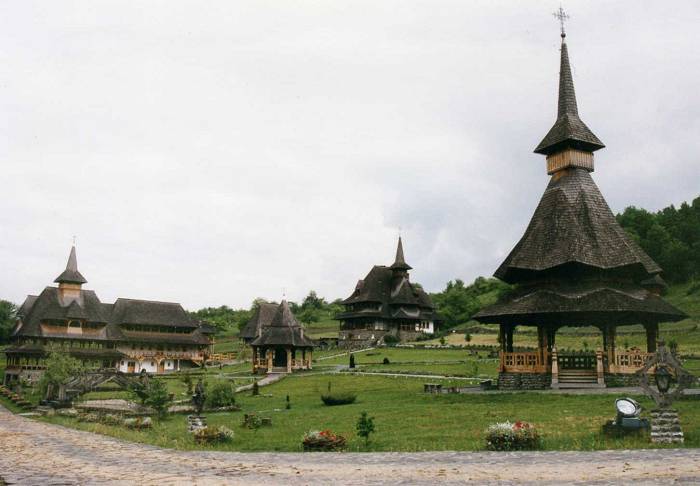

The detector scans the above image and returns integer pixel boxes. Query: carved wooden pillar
[550,347,559,389]
[498,325,505,352]
[606,325,616,368]
[596,349,605,386]
[266,349,273,373]
[645,323,659,353]
[308,349,313,370]
[286,348,292,373]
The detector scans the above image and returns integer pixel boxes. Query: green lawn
[36,374,700,452]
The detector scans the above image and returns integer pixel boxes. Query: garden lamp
[655,365,672,394]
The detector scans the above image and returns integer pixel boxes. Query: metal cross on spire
[72,235,76,246]
[553,5,569,38]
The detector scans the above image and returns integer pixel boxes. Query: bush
[193,425,234,444]
[485,421,541,451]
[207,382,236,408]
[383,334,399,345]
[321,393,357,406]
[382,357,390,365]
[302,430,347,451]
[123,416,153,430]
[356,411,375,446]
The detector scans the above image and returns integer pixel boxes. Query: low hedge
[320,393,357,406]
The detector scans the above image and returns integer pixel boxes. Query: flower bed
[193,425,235,444]
[302,430,347,451]
[485,421,541,451]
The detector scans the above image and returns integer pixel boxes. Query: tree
[0,300,17,344]
[207,382,236,408]
[356,411,375,446]
[142,378,172,419]
[39,351,84,398]
[349,353,355,369]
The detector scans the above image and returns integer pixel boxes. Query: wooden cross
[553,6,569,37]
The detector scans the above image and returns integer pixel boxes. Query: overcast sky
[2,1,699,310]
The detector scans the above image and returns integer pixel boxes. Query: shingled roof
[239,302,279,340]
[495,168,661,283]
[474,280,687,326]
[250,301,315,348]
[390,237,412,271]
[54,246,87,285]
[534,36,604,155]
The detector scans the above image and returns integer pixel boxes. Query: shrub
[193,425,234,444]
[141,379,172,419]
[252,380,260,396]
[382,357,390,365]
[321,393,357,406]
[484,421,541,451]
[302,430,347,451]
[383,334,399,345]
[349,354,356,369]
[356,411,375,446]
[207,382,236,408]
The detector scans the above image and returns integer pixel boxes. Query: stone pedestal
[650,409,683,443]
[187,415,207,433]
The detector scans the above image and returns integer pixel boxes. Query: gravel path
[1,405,699,485]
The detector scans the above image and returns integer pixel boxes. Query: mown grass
[39,374,700,452]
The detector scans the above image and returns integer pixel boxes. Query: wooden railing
[558,353,596,370]
[500,351,547,373]
[609,350,654,374]
[209,352,236,362]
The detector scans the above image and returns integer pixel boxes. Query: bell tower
[54,245,87,304]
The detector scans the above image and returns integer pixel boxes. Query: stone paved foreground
[1,406,699,485]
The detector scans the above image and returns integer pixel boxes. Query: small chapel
[474,26,687,389]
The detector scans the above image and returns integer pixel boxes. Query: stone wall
[604,373,641,387]
[498,372,551,390]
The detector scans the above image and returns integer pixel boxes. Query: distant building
[336,238,441,348]
[250,300,315,373]
[239,302,279,344]
[3,246,214,385]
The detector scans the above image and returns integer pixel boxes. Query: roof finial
[553,5,569,39]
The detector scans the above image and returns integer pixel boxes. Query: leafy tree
[142,378,172,419]
[430,278,510,330]
[616,196,700,283]
[189,305,252,335]
[39,351,84,397]
[207,382,237,408]
[0,300,17,344]
[356,411,376,446]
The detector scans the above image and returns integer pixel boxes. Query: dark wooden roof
[13,286,208,345]
[534,38,604,155]
[390,237,412,271]
[54,246,87,284]
[474,280,687,326]
[495,168,661,283]
[239,302,279,340]
[250,301,315,348]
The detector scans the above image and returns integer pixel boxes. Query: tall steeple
[534,13,604,173]
[390,237,412,272]
[54,245,87,285]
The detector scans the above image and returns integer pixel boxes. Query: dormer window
[68,320,81,328]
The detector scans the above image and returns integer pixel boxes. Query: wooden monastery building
[249,300,315,373]
[474,29,687,389]
[3,246,214,385]
[336,238,441,348]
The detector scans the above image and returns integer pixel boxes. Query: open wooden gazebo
[250,300,315,374]
[474,30,686,389]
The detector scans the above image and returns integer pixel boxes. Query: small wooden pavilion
[474,29,687,389]
[250,300,315,373]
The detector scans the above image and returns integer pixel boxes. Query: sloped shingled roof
[474,281,687,326]
[13,287,206,344]
[54,246,88,284]
[250,301,315,348]
[495,168,661,283]
[239,302,279,340]
[534,38,604,155]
